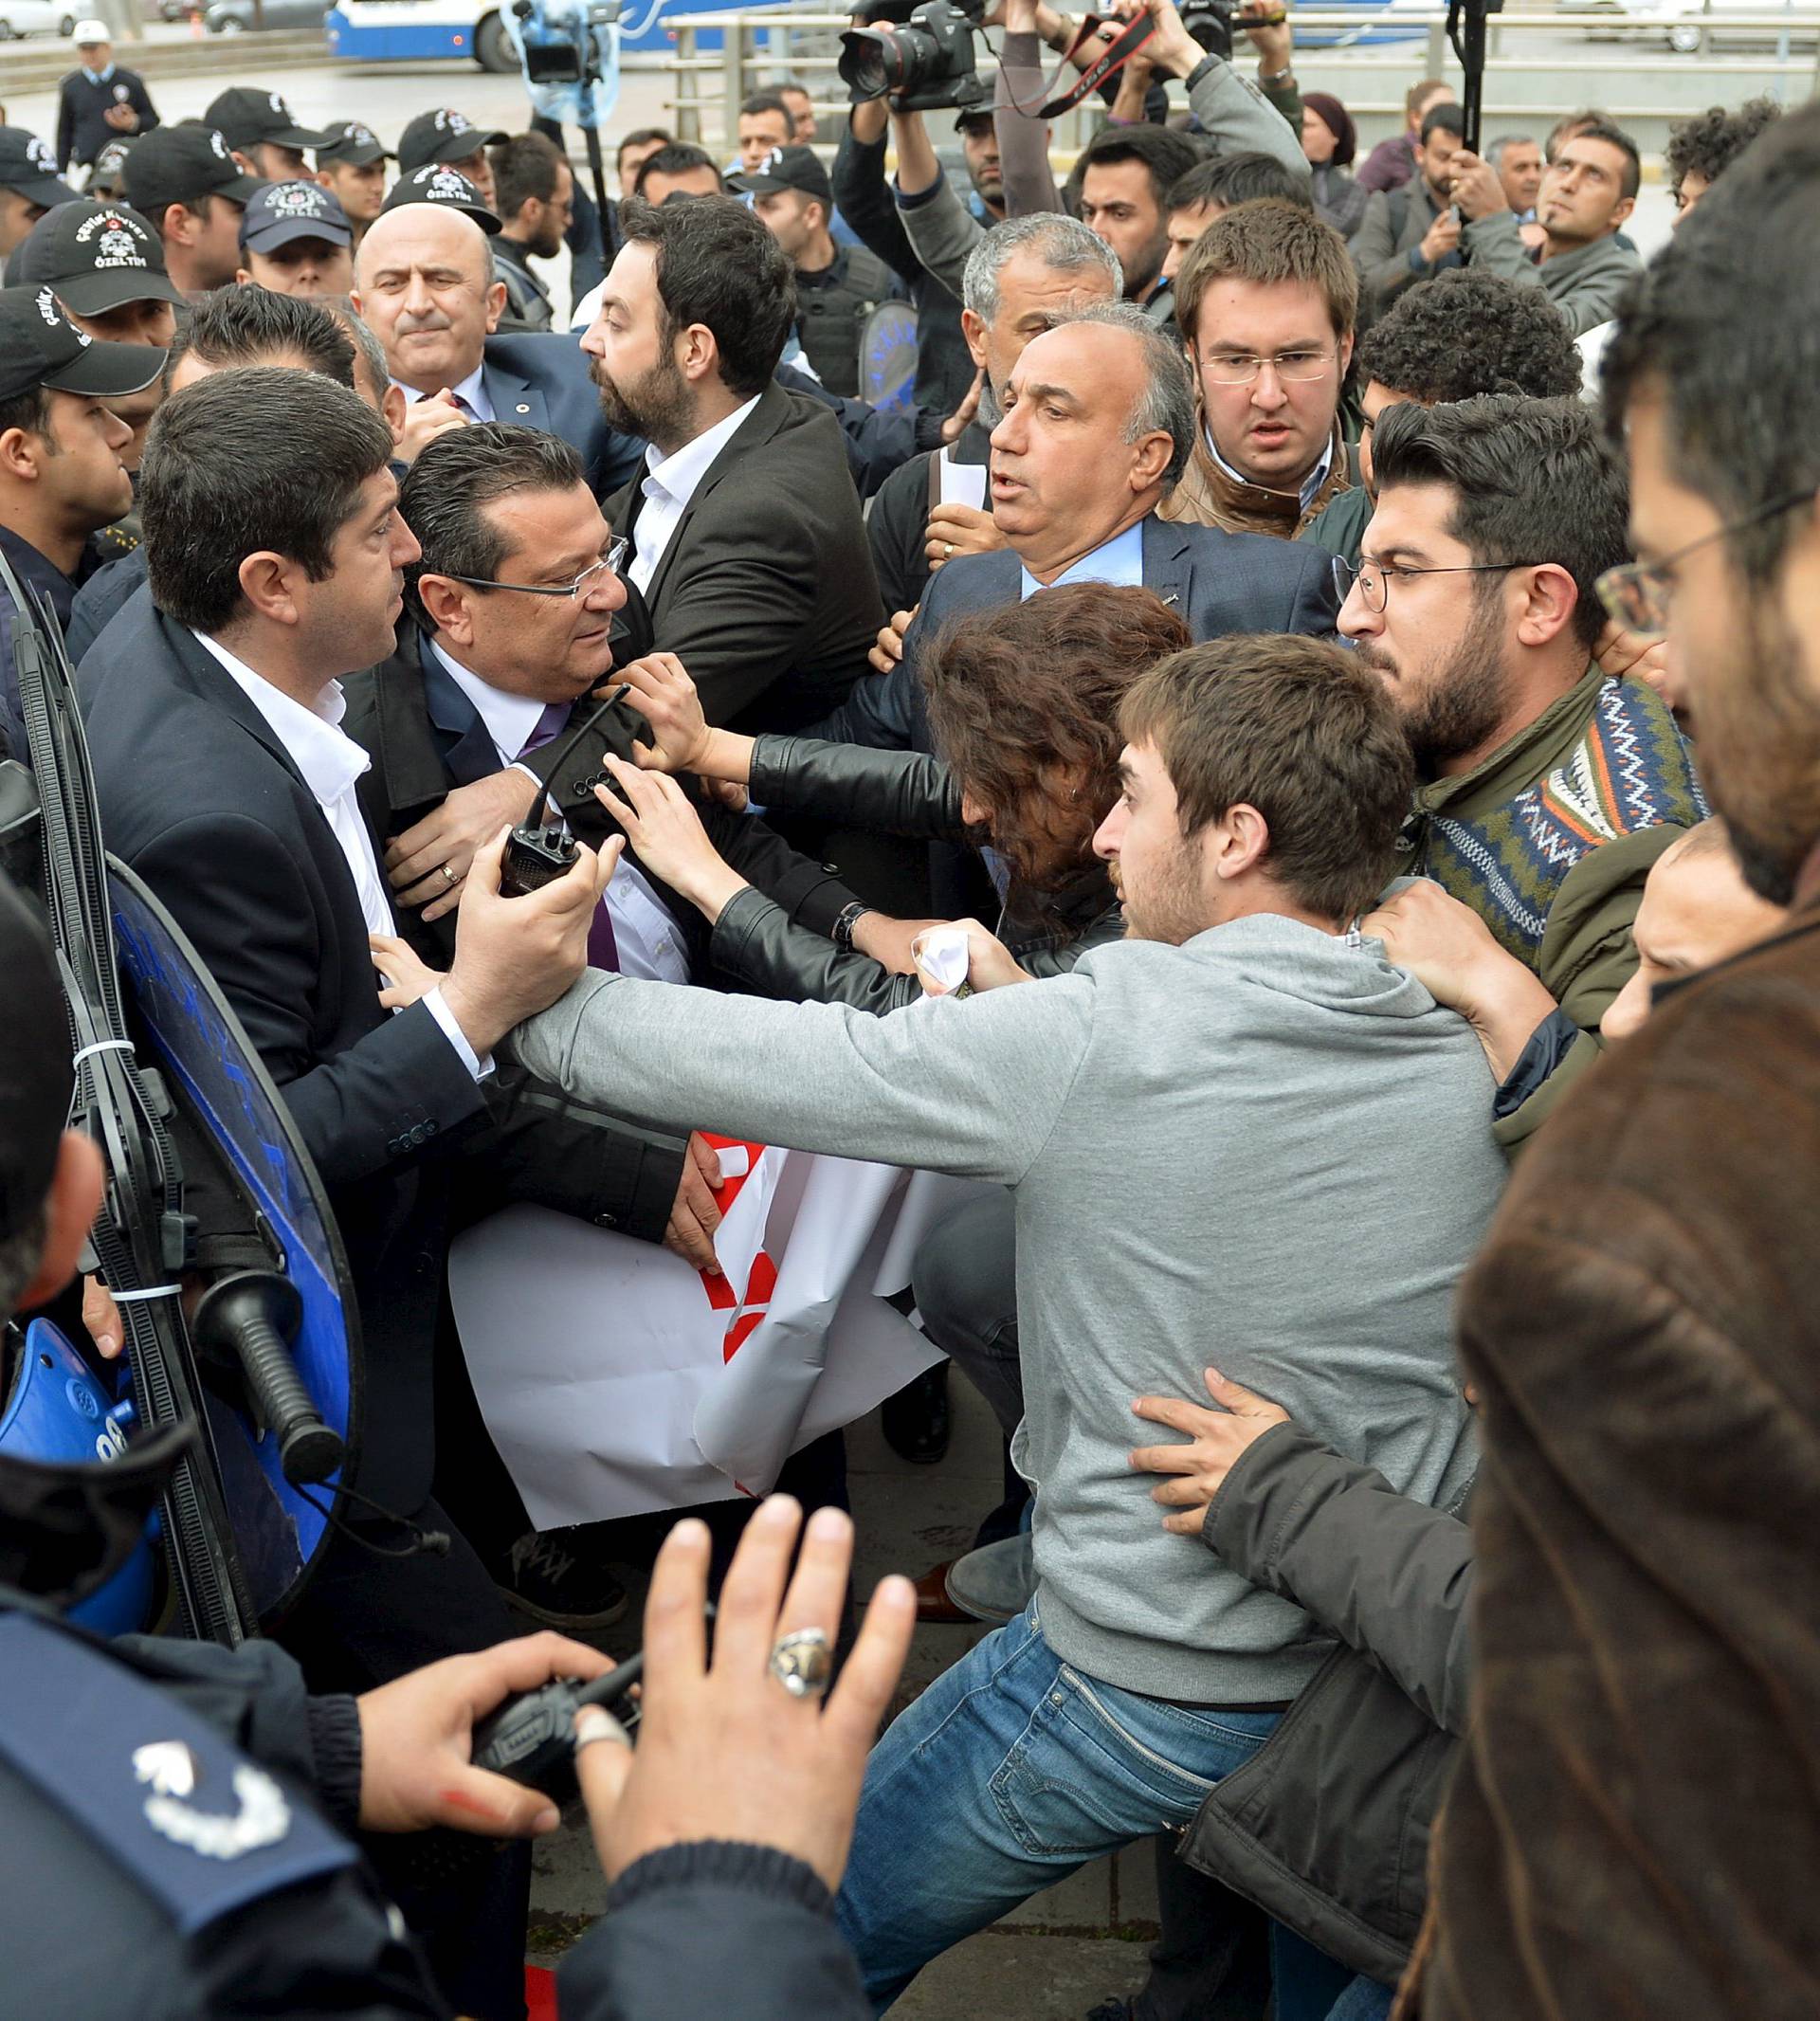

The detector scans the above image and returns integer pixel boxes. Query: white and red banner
[447,1144,980,1527]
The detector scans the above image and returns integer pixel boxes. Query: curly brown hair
[919,582,1191,897]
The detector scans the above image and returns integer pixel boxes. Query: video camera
[838,0,992,115]
[511,0,619,87]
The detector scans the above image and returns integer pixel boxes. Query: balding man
[818,303,1340,756]
[353,201,640,492]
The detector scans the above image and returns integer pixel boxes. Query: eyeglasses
[1595,489,1817,641]
[441,535,630,601]
[1196,347,1337,387]
[1333,555,1551,614]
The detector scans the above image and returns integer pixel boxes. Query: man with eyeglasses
[1163,199,1358,543]
[1336,392,1705,1150]
[1400,103,1820,2021]
[345,420,872,1638]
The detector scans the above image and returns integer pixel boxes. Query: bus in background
[324,0,728,66]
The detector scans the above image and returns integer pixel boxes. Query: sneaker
[494,1529,629,1631]
[944,1531,1035,1624]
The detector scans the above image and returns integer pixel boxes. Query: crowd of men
[0,9,1814,2020]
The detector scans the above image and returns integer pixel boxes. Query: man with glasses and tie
[343,421,871,1633]
[1163,199,1362,545]
[1337,391,1705,1150]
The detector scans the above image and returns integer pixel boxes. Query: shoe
[944,1531,1034,1625]
[493,1529,630,1631]
[881,1361,952,1465]
[1083,2003,1134,2021]
[913,1559,974,1625]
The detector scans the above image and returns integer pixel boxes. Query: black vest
[793,243,895,399]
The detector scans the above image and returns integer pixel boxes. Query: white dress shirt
[429,641,693,987]
[192,631,487,1080]
[627,394,762,598]
[395,360,493,423]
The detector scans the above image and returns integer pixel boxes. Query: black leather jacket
[709,733,1123,1011]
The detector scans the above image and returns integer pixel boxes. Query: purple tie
[517,704,619,973]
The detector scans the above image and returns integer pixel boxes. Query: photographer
[831,14,1009,415]
[896,0,1309,303]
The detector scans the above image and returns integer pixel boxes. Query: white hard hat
[71,17,112,41]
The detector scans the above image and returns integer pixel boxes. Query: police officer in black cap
[395,107,507,209]
[730,144,900,398]
[315,118,394,249]
[204,86,335,184]
[14,197,184,350]
[0,283,162,757]
[0,128,80,267]
[122,125,264,296]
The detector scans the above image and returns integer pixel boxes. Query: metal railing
[657,4,1820,155]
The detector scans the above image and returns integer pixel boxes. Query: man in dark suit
[347,423,867,1255]
[81,367,609,2019]
[352,197,643,495]
[814,305,1341,756]
[581,193,883,735]
[344,421,872,1584]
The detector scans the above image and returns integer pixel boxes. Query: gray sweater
[513,915,1504,1702]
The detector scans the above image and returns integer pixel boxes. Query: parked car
[1568,0,1819,50]
[206,0,327,29]
[0,0,79,38]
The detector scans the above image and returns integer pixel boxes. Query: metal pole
[721,16,750,154]
[676,24,701,145]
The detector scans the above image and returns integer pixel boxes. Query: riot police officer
[730,145,901,398]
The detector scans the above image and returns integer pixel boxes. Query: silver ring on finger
[442,864,458,885]
[768,1627,834,1700]
[943,541,956,558]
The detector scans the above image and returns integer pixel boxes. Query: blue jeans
[1272,1926,1397,2021]
[833,1602,1280,2012]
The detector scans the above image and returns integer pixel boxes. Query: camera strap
[1022,12,1157,118]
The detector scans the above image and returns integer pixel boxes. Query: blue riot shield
[107,858,361,1629]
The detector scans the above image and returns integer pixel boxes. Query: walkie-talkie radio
[500,683,630,898]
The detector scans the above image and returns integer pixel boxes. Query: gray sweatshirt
[1461,209,1644,339]
[512,915,1504,1703]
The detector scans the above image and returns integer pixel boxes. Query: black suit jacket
[592,380,883,737]
[342,631,864,1229]
[480,331,645,500]
[82,592,488,1510]
[810,512,1344,754]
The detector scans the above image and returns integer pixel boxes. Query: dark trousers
[278,1499,530,2021]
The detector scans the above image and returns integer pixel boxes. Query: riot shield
[109,859,362,1628]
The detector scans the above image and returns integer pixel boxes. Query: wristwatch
[831,902,874,950]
